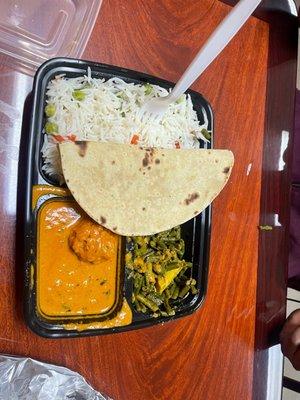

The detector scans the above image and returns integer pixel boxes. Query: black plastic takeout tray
[22,57,213,338]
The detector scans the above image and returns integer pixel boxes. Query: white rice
[42,70,209,183]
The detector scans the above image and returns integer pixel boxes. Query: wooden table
[0,1,297,399]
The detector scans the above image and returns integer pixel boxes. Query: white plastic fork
[139,0,261,122]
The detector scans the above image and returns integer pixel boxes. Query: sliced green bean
[191,285,198,295]
[171,285,180,299]
[147,292,163,306]
[153,263,162,274]
[146,254,159,263]
[160,311,169,317]
[165,261,181,271]
[168,283,176,298]
[133,274,143,294]
[135,300,142,312]
[179,285,190,299]
[162,237,178,243]
[164,299,175,315]
[136,293,159,312]
[157,240,167,250]
[143,250,155,259]
[138,301,147,313]
[136,245,148,256]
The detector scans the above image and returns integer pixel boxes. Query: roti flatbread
[59,142,234,236]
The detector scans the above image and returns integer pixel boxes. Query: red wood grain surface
[0,1,284,399]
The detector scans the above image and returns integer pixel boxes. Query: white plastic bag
[0,355,111,400]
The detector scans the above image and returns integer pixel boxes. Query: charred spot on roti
[142,207,146,211]
[112,226,117,231]
[100,216,107,224]
[75,141,88,157]
[215,159,219,163]
[223,167,230,173]
[147,166,151,170]
[184,192,200,205]
[111,160,115,165]
[142,148,155,168]
[155,159,160,164]
[142,154,149,167]
[194,211,198,215]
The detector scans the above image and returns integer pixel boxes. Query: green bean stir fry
[126,227,198,317]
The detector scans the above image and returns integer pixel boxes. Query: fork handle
[169,0,261,101]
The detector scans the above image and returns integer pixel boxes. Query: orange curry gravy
[32,185,70,210]
[64,299,132,331]
[37,198,120,318]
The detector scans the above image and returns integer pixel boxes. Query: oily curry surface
[37,199,120,318]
